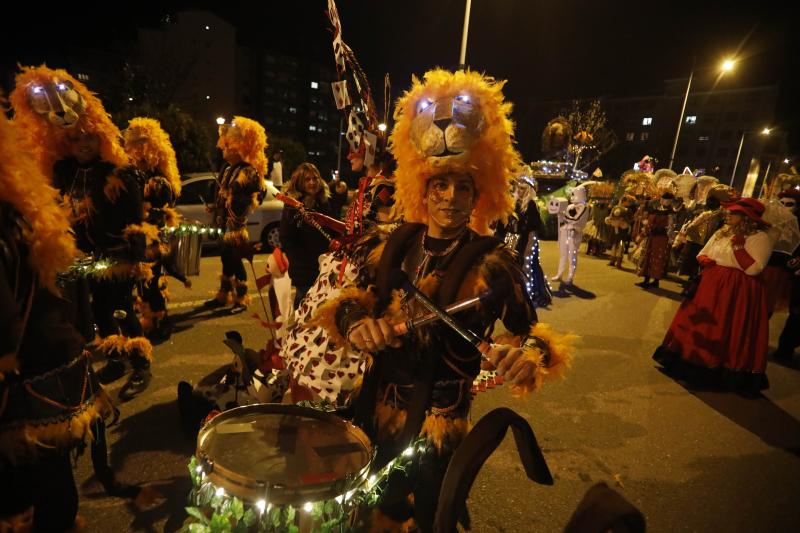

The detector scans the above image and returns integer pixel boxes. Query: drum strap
[434,407,553,533]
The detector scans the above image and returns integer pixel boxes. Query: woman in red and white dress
[653,198,773,395]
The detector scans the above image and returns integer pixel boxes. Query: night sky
[2,1,798,151]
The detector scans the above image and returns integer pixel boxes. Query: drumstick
[392,291,492,336]
[391,269,493,359]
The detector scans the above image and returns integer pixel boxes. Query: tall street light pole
[459,0,473,68]
[668,58,736,170]
[730,127,771,187]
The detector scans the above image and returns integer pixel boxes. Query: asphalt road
[74,241,800,532]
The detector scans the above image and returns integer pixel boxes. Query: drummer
[123,117,189,340]
[203,116,268,315]
[313,70,574,529]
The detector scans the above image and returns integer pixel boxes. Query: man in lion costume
[123,117,190,339]
[203,116,267,314]
[10,65,157,400]
[312,69,575,529]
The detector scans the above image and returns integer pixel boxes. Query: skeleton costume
[0,107,114,532]
[312,70,573,530]
[123,118,185,339]
[206,116,267,314]
[10,66,157,399]
[551,185,590,285]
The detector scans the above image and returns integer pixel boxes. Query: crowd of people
[568,165,800,396]
[0,50,797,533]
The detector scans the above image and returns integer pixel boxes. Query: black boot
[96,358,126,384]
[118,357,152,402]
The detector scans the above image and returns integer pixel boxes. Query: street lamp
[730,127,771,186]
[668,57,736,170]
[459,0,473,67]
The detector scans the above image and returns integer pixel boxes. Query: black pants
[221,243,247,281]
[1,450,78,532]
[90,277,141,339]
[60,276,95,342]
[142,263,167,314]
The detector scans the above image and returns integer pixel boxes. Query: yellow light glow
[721,59,735,72]
[216,117,226,125]
[762,128,771,135]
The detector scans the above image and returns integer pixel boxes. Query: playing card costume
[206,116,267,314]
[123,117,185,338]
[311,69,574,529]
[0,106,114,532]
[279,6,398,405]
[10,65,156,399]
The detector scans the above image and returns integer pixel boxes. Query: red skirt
[637,234,670,280]
[657,264,769,389]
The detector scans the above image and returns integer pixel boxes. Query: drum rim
[196,403,374,504]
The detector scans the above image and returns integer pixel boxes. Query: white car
[175,172,283,250]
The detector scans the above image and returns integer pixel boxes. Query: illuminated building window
[311,81,319,89]
[642,117,653,126]
[699,136,710,141]
[626,132,635,141]
[289,107,297,114]
[685,115,697,124]
[640,132,649,141]
[309,125,317,131]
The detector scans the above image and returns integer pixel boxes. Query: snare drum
[196,404,373,507]
[170,229,202,277]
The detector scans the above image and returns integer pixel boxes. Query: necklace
[413,231,464,284]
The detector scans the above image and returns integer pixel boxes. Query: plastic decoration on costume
[654,168,678,192]
[551,184,590,285]
[10,65,128,177]
[671,169,697,204]
[762,198,800,254]
[693,175,720,207]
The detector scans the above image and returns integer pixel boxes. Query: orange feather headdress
[10,65,128,176]
[389,69,522,235]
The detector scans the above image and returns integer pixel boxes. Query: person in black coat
[279,163,334,304]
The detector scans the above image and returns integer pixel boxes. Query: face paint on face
[424,172,476,237]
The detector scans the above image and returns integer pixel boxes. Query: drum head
[197,404,372,505]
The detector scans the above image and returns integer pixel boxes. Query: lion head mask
[390,69,521,234]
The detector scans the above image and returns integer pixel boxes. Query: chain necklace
[412,230,464,285]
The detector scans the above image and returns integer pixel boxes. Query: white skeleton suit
[551,185,590,284]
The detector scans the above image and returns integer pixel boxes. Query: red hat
[722,197,770,226]
[777,187,800,202]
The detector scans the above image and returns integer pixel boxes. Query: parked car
[175,172,283,251]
